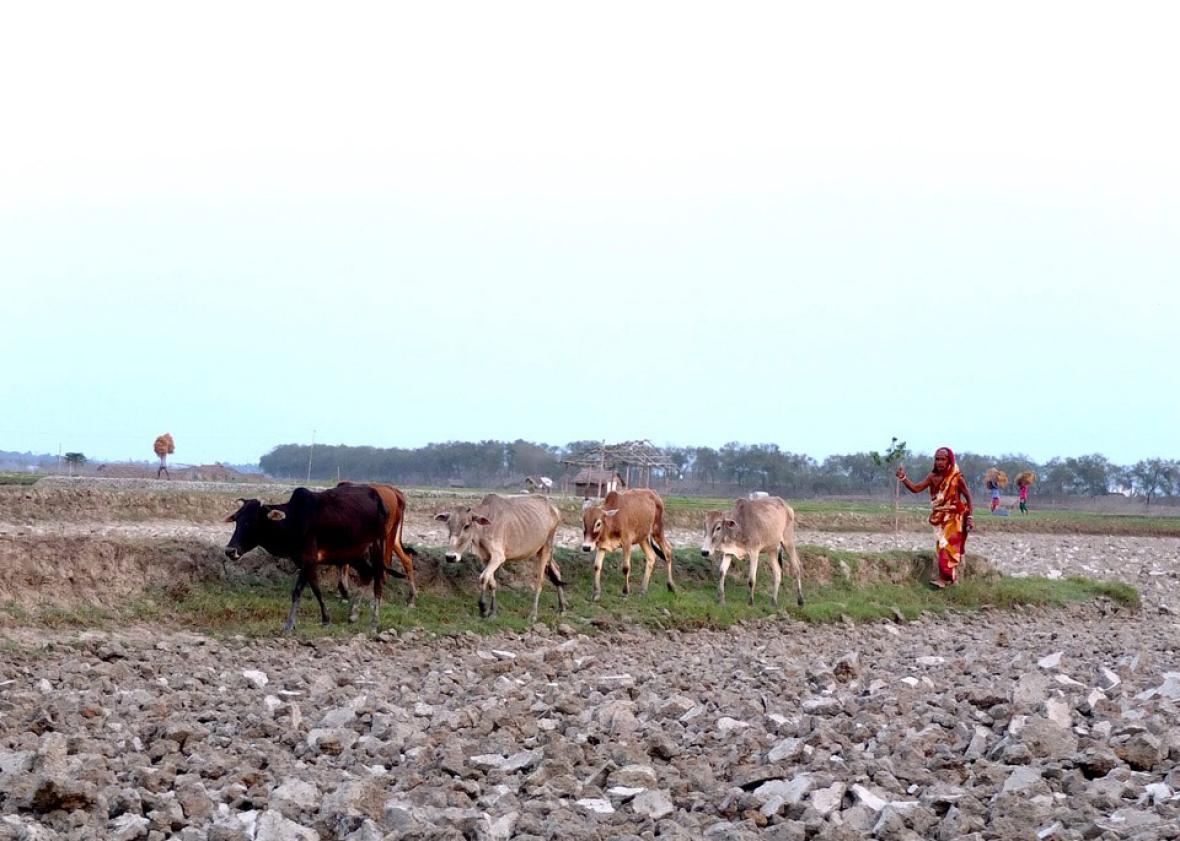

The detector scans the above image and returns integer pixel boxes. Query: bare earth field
[0,483,1178,840]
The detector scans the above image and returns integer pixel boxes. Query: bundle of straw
[984,468,1009,488]
[153,433,175,458]
[1015,470,1037,487]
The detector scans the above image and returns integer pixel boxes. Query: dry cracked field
[0,482,1178,840]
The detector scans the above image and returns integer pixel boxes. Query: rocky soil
[1,600,1178,841]
[1,497,1179,838]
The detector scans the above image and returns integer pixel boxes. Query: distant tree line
[258,441,1180,505]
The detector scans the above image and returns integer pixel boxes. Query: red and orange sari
[929,448,969,584]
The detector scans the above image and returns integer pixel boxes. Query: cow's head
[223,498,285,560]
[580,501,619,552]
[701,509,725,556]
[434,507,491,561]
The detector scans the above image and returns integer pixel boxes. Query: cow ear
[724,518,737,528]
[603,509,619,517]
[267,509,287,521]
[472,514,492,526]
[581,498,594,511]
[434,512,450,522]
[223,512,237,523]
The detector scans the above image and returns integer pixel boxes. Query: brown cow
[435,494,566,621]
[336,481,419,608]
[581,489,676,601]
[700,496,805,607]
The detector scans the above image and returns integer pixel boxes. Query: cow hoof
[797,597,805,607]
[666,581,677,593]
[592,592,601,602]
[321,619,332,627]
[281,624,295,635]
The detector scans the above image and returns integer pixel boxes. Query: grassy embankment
[0,472,39,486]
[5,545,1138,638]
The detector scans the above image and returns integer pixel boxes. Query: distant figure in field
[897,447,974,589]
[1016,470,1036,515]
[153,433,175,480]
[984,468,1008,513]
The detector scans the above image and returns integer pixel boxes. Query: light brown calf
[700,496,805,607]
[435,494,566,622]
[581,488,676,601]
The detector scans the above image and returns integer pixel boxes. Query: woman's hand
[895,467,906,481]
[965,514,974,531]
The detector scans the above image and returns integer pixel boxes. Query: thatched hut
[572,468,626,498]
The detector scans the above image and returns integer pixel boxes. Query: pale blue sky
[2,2,1177,466]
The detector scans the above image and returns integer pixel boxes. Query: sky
[2,1,1177,467]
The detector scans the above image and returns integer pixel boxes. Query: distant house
[572,468,626,498]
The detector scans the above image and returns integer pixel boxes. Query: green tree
[63,452,86,476]
[871,437,909,532]
[1130,459,1177,507]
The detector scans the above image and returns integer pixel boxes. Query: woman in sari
[896,447,974,588]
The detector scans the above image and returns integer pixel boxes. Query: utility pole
[306,429,316,484]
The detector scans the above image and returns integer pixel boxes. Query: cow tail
[384,489,413,576]
[649,537,667,562]
[545,562,565,588]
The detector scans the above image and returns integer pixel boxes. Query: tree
[1130,459,1177,507]
[871,437,909,533]
[63,452,86,476]
[692,447,720,485]
[1068,454,1114,497]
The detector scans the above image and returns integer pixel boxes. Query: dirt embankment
[5,483,1173,612]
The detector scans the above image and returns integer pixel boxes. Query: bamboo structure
[561,440,677,494]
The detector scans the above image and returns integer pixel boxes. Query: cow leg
[370,556,384,630]
[283,567,311,633]
[529,541,566,623]
[478,553,507,619]
[655,528,677,593]
[784,540,805,607]
[717,554,732,605]
[748,549,761,606]
[769,547,784,607]
[392,541,418,607]
[620,542,633,598]
[348,591,362,623]
[592,548,607,602]
[529,552,547,624]
[548,555,568,614]
[306,566,332,626]
[639,538,658,595]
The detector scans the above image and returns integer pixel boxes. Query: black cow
[224,485,388,632]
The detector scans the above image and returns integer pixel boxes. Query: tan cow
[581,489,676,601]
[435,494,567,621]
[700,496,805,607]
[336,481,419,611]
